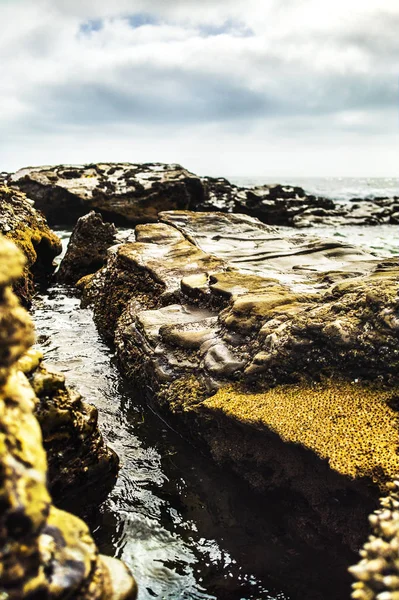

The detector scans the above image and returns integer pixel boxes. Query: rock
[10,162,399,229]
[78,209,399,559]
[17,349,119,512]
[234,183,335,226]
[84,220,225,341]
[0,235,137,599]
[58,211,118,284]
[349,480,399,599]
[10,163,205,226]
[0,184,62,304]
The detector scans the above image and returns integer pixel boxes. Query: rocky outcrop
[0,235,137,599]
[10,163,205,226]
[76,210,399,564]
[17,348,119,512]
[0,184,62,304]
[57,211,117,284]
[9,163,399,228]
[349,481,399,599]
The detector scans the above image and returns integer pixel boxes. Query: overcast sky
[0,0,398,177]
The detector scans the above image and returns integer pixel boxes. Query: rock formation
[17,348,119,512]
[349,481,399,599]
[0,184,62,304]
[10,163,205,226]
[74,209,399,562]
[8,163,399,228]
[0,235,137,599]
[57,211,118,284]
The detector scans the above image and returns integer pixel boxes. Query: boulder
[0,184,62,304]
[77,210,399,563]
[10,163,205,226]
[0,235,137,600]
[57,211,118,284]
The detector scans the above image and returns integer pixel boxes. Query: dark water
[32,284,289,600]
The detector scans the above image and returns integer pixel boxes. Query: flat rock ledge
[75,210,399,592]
[8,162,399,228]
[0,236,137,600]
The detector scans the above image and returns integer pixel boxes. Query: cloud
[0,0,397,176]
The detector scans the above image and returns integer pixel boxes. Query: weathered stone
[76,209,399,563]
[0,184,62,304]
[58,211,117,284]
[0,235,137,599]
[9,162,399,228]
[84,221,226,340]
[17,350,119,511]
[349,481,399,600]
[10,163,205,226]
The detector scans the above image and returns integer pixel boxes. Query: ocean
[230,176,398,258]
[230,176,399,202]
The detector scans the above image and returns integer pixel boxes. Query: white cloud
[0,0,398,176]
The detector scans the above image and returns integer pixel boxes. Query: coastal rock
[10,162,205,226]
[76,209,399,561]
[0,184,62,304]
[0,235,137,600]
[9,162,399,228]
[349,481,399,600]
[17,349,119,511]
[58,211,118,284]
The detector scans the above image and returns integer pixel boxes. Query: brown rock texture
[9,162,399,228]
[349,481,399,600]
[0,184,62,305]
[17,348,119,511]
[0,235,137,600]
[76,209,399,563]
[57,210,117,284]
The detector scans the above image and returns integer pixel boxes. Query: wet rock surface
[75,209,399,568]
[18,348,119,512]
[349,480,399,599]
[0,184,62,304]
[0,235,137,600]
[8,162,399,228]
[58,210,117,284]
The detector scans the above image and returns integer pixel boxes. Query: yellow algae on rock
[0,234,137,599]
[0,185,62,304]
[350,481,399,600]
[204,380,399,490]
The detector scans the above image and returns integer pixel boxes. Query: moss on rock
[0,185,62,305]
[0,235,136,599]
[204,380,399,490]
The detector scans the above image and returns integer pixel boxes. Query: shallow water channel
[32,282,291,600]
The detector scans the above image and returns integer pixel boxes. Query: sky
[0,0,398,178]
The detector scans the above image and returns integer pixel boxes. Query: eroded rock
[0,184,62,304]
[17,349,119,511]
[9,162,399,228]
[10,163,205,226]
[0,235,137,599]
[76,209,399,566]
[58,211,118,284]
